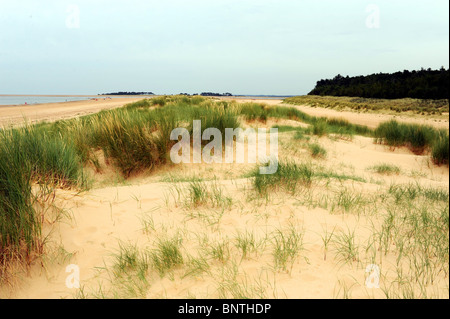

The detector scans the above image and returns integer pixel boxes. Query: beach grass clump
[208,240,231,264]
[251,161,314,196]
[94,111,162,177]
[0,132,35,281]
[293,130,310,141]
[369,163,401,175]
[374,120,438,154]
[235,231,260,260]
[150,237,184,276]
[324,117,372,137]
[169,95,207,106]
[377,187,449,286]
[184,180,232,209]
[266,106,312,122]
[9,126,85,188]
[374,120,450,164]
[186,180,209,207]
[187,105,240,144]
[272,225,305,272]
[238,103,269,122]
[271,125,305,133]
[150,96,168,107]
[284,95,449,116]
[124,99,153,109]
[309,117,372,138]
[0,125,86,282]
[308,143,327,158]
[332,229,359,265]
[331,189,367,215]
[388,183,449,204]
[68,107,180,177]
[312,119,328,137]
[112,242,150,281]
[431,132,449,166]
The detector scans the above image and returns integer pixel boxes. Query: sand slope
[4,125,448,299]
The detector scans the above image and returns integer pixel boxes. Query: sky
[0,0,448,95]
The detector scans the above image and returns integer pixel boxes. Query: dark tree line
[309,68,449,100]
[200,92,233,97]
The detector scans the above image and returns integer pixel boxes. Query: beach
[0,97,145,128]
[1,96,448,299]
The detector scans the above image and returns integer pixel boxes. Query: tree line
[309,68,449,100]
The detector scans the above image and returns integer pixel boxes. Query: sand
[0,97,145,128]
[1,97,449,299]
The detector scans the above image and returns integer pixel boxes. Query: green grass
[374,120,449,165]
[0,125,86,282]
[2,94,448,292]
[293,130,310,141]
[332,228,360,265]
[234,230,262,260]
[308,143,327,159]
[2,96,233,282]
[369,163,401,175]
[240,103,372,137]
[187,105,241,145]
[251,161,314,196]
[271,125,305,133]
[183,180,232,209]
[377,185,449,287]
[94,111,167,177]
[374,120,439,152]
[284,95,449,115]
[313,170,366,183]
[388,183,449,203]
[208,240,231,264]
[312,120,328,137]
[432,132,449,166]
[150,236,184,277]
[272,225,305,272]
[238,103,269,122]
[320,226,336,261]
[331,189,367,215]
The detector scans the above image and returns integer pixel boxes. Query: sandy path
[0,98,145,128]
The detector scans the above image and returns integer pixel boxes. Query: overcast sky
[0,0,448,95]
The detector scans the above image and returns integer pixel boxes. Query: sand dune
[4,124,448,299]
[1,97,448,299]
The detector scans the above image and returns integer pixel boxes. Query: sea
[0,96,95,106]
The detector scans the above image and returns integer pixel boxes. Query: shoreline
[0,97,146,128]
